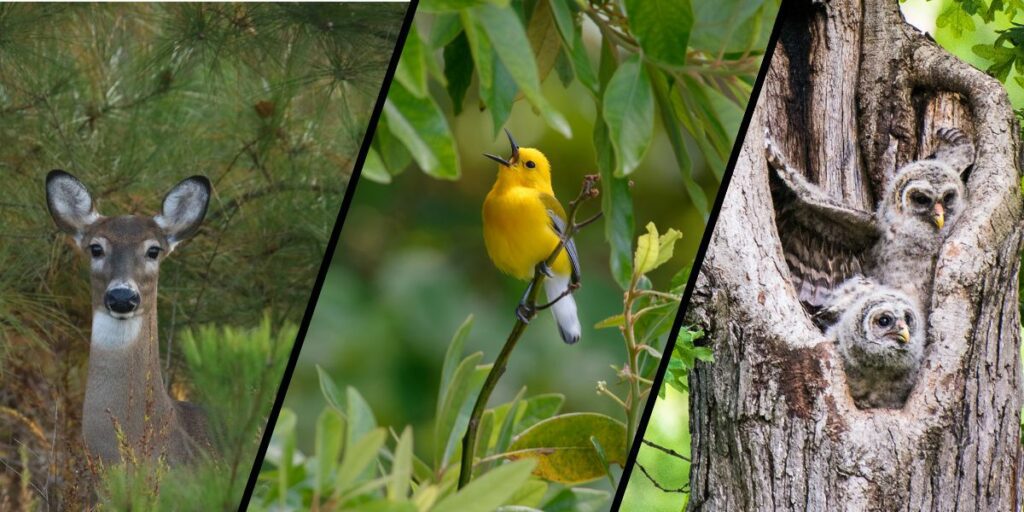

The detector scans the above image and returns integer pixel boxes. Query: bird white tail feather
[544,275,581,344]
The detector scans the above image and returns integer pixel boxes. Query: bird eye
[876,313,893,327]
[89,244,104,258]
[525,161,536,169]
[146,246,162,260]
[911,193,931,206]
[943,192,955,204]
[905,312,913,325]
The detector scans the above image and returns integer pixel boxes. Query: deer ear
[155,175,210,250]
[46,170,100,241]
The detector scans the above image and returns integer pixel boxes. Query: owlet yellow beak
[932,202,945,229]
[897,326,911,343]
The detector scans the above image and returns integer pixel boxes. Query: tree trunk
[687,1,1023,510]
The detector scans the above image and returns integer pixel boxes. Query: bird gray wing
[545,208,581,282]
[766,138,881,309]
[928,126,975,174]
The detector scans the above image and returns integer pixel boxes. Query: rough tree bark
[687,1,1023,510]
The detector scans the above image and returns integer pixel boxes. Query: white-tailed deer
[46,170,213,465]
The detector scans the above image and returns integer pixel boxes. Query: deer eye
[525,161,536,169]
[146,246,162,260]
[876,313,894,328]
[89,244,104,258]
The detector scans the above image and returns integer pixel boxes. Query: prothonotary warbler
[482,129,582,344]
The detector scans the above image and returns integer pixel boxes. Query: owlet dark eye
[525,161,536,169]
[146,246,162,260]
[89,244,104,258]
[911,193,931,206]
[943,192,955,204]
[877,313,893,327]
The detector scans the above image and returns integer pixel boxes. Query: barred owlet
[767,127,974,310]
[819,277,925,409]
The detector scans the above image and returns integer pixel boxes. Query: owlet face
[887,162,966,233]
[840,291,925,371]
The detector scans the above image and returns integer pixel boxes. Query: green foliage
[661,329,713,398]
[370,0,779,287]
[254,346,612,511]
[98,318,296,509]
[0,3,405,508]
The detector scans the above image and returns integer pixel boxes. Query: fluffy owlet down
[819,277,925,409]
[768,127,974,311]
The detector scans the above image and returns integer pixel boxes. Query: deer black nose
[105,288,140,314]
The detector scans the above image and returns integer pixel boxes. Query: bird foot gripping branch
[460,174,602,490]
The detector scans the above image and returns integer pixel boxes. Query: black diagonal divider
[608,2,791,509]
[236,2,420,509]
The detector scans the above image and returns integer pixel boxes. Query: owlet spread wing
[766,138,882,309]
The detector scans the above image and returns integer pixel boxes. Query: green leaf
[395,23,428,98]
[432,460,537,512]
[516,394,565,432]
[506,479,549,508]
[362,148,392,184]
[594,121,634,289]
[337,428,389,492]
[438,315,474,418]
[690,0,769,54]
[527,0,563,85]
[505,413,627,484]
[430,13,464,47]
[567,25,598,95]
[650,66,706,215]
[389,426,414,500]
[548,0,575,51]
[317,365,344,412]
[272,408,297,504]
[346,387,378,451]
[654,225,682,270]
[444,32,475,115]
[472,4,571,136]
[634,222,661,275]
[315,407,345,494]
[421,0,510,12]
[541,488,609,512]
[384,81,460,179]
[461,11,493,96]
[594,314,625,329]
[602,55,654,176]
[435,352,489,468]
[624,0,693,68]
[374,118,413,175]
[484,56,518,136]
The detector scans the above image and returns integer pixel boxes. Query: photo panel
[0,3,411,510]
[616,1,1024,510]
[250,1,782,511]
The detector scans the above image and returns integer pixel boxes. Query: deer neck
[83,297,176,460]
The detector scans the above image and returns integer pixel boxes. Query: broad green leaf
[526,0,562,86]
[484,56,517,136]
[634,222,660,275]
[430,13,464,47]
[438,315,473,421]
[349,501,418,512]
[315,407,345,494]
[493,388,527,457]
[567,25,598,95]
[594,314,625,329]
[542,488,610,512]
[516,394,565,432]
[623,0,693,68]
[506,479,548,508]
[384,81,460,179]
[554,46,574,87]
[690,0,770,54]
[505,413,627,484]
[337,428,388,492]
[432,460,537,512]
[654,224,682,271]
[444,32,475,115]
[317,365,344,412]
[461,11,493,95]
[388,426,414,500]
[602,55,654,176]
[477,409,496,457]
[421,0,510,12]
[375,118,413,175]
[434,352,487,468]
[473,5,571,136]
[395,23,428,98]
[346,387,378,447]
[594,121,634,289]
[362,148,392,184]
[548,0,575,51]
[650,65,706,215]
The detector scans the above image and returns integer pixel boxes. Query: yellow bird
[482,130,581,344]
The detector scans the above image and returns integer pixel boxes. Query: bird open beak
[483,128,520,168]
[895,321,911,343]
[932,202,945,229]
